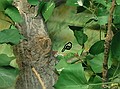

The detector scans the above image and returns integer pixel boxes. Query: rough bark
[13,0,57,89]
[102,0,116,88]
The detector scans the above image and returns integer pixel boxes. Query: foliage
[0,29,24,45]
[27,0,39,5]
[89,40,104,55]
[54,63,104,89]
[42,1,55,22]
[28,0,55,22]
[0,0,22,88]
[69,26,88,46]
[0,54,14,66]
[0,67,18,88]
[5,6,23,23]
[111,31,120,61]
[54,63,88,89]
[53,0,120,89]
[0,0,120,89]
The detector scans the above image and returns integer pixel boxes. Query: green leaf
[0,54,13,66]
[7,0,13,4]
[74,30,88,46]
[93,0,106,6]
[96,7,109,25]
[5,6,23,23]
[0,67,18,88]
[64,52,75,60]
[0,0,10,11]
[108,63,120,78]
[69,25,88,45]
[116,0,120,5]
[0,29,23,45]
[0,44,14,57]
[10,59,19,69]
[97,7,108,16]
[88,53,112,73]
[55,56,70,73]
[111,31,120,61]
[54,63,88,89]
[87,53,103,73]
[42,1,55,22]
[89,40,104,55]
[66,0,79,6]
[113,5,120,24]
[37,1,46,16]
[89,76,102,89]
[27,0,39,5]
[97,16,108,25]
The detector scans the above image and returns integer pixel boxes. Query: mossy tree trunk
[13,0,56,89]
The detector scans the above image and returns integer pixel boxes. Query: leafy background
[0,0,120,89]
[0,0,22,89]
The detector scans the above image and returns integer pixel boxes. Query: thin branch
[102,0,116,88]
[32,67,46,89]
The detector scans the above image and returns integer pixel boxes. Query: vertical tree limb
[102,0,116,88]
[13,0,57,89]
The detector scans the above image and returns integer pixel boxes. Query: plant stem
[89,82,113,86]
[102,0,116,88]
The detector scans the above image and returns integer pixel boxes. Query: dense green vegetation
[0,0,120,89]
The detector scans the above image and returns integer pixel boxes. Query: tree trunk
[13,0,56,89]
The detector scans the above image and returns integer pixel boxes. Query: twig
[32,67,46,89]
[102,0,116,88]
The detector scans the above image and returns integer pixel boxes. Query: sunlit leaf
[5,6,23,23]
[0,19,11,31]
[27,0,39,5]
[111,31,120,61]
[0,44,14,57]
[0,12,13,31]
[0,54,13,66]
[89,40,104,55]
[116,0,120,5]
[0,67,18,88]
[0,29,23,45]
[54,63,88,89]
[10,59,19,69]
[77,0,84,6]
[42,1,55,22]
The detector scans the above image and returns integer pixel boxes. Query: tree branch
[102,0,116,88]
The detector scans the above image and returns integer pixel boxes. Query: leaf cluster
[54,0,120,89]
